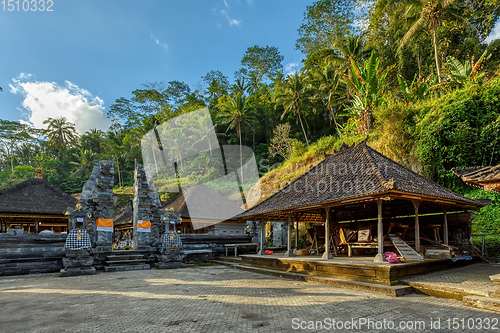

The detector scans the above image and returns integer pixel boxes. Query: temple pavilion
[0,176,77,233]
[237,140,489,262]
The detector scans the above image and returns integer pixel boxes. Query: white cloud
[150,35,168,52]
[224,0,228,7]
[220,9,241,26]
[285,62,300,75]
[10,74,111,134]
[246,0,253,5]
[486,22,500,43]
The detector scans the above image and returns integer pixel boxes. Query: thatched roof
[166,182,243,221]
[453,165,500,192]
[237,141,488,222]
[0,178,77,215]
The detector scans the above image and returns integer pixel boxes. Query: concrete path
[0,265,499,332]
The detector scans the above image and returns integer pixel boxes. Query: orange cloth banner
[137,220,151,233]
[137,220,151,229]
[96,218,114,228]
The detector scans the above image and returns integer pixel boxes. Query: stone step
[214,260,413,297]
[106,254,144,261]
[106,259,147,265]
[104,264,150,272]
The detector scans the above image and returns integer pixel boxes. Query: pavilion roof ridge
[360,143,393,190]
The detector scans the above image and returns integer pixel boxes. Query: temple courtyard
[1,264,499,332]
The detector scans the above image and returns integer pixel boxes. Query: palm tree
[313,66,347,134]
[232,78,251,96]
[398,0,462,83]
[310,35,371,72]
[42,117,78,149]
[71,149,97,177]
[219,93,256,179]
[275,72,315,146]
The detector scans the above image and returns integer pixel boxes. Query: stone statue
[156,209,185,269]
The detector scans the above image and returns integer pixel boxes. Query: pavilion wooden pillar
[285,213,294,257]
[322,207,333,260]
[374,199,384,262]
[413,201,421,252]
[258,218,266,255]
[443,207,449,245]
[295,219,299,249]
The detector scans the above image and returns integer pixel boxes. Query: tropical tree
[275,72,316,146]
[446,48,492,87]
[398,0,463,83]
[42,117,78,150]
[397,73,437,104]
[313,65,347,133]
[240,45,284,83]
[307,34,371,71]
[341,51,393,134]
[71,149,97,177]
[219,93,256,177]
[0,120,37,173]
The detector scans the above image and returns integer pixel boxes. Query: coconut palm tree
[219,93,256,180]
[398,0,462,83]
[275,72,316,146]
[313,66,347,134]
[309,35,371,71]
[71,149,97,177]
[42,117,78,149]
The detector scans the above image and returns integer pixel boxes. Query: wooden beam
[285,213,294,257]
[295,218,299,249]
[413,200,421,252]
[443,207,449,245]
[258,218,266,255]
[322,207,333,260]
[374,199,384,262]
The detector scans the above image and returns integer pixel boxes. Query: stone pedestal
[156,248,186,269]
[60,249,96,277]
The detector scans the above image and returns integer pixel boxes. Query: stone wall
[0,233,66,275]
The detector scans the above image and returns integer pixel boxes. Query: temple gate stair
[103,250,151,272]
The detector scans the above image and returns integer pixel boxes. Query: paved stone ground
[0,265,499,333]
[401,263,500,297]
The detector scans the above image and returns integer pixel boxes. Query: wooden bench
[225,243,259,257]
[347,242,392,257]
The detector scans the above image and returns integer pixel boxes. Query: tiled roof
[453,165,500,192]
[238,141,486,219]
[0,178,77,215]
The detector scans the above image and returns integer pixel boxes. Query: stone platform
[239,253,476,285]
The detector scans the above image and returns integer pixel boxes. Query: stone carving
[245,221,259,243]
[272,222,287,248]
[66,159,114,253]
[156,209,185,269]
[133,162,163,250]
[60,219,96,277]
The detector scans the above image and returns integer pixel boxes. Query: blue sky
[0,0,314,133]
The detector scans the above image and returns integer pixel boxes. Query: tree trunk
[238,123,243,182]
[297,110,309,146]
[432,29,442,83]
